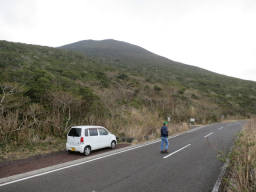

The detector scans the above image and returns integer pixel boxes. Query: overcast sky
[1,0,256,81]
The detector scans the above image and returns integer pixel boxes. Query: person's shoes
[160,151,164,154]
[164,150,168,153]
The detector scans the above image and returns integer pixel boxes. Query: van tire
[84,146,91,156]
[111,141,116,149]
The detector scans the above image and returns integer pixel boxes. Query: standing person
[160,122,169,153]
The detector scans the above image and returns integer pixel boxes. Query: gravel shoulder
[0,143,130,179]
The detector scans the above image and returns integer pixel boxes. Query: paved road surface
[0,121,244,192]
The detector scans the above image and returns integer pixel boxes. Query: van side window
[84,129,88,136]
[89,128,98,136]
[98,128,108,135]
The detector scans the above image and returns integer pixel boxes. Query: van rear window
[68,128,81,137]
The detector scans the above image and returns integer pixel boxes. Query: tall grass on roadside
[111,107,190,144]
[223,119,256,192]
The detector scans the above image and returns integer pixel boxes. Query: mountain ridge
[59,39,248,82]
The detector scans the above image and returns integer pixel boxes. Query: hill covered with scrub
[60,39,256,116]
[0,39,256,152]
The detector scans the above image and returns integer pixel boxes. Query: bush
[154,85,162,92]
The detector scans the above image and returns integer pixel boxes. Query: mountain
[59,39,256,114]
[60,39,155,59]
[59,39,247,85]
[59,39,206,76]
[1,39,256,149]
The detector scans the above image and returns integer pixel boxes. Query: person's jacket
[161,126,168,137]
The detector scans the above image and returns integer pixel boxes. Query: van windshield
[68,128,81,137]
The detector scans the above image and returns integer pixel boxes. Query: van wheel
[84,146,91,156]
[111,141,116,149]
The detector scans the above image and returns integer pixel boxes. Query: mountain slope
[59,39,256,115]
[0,39,256,153]
[59,39,207,76]
[59,39,251,87]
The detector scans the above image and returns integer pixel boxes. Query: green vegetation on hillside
[60,39,256,116]
[0,40,256,158]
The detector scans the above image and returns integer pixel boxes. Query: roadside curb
[211,159,229,192]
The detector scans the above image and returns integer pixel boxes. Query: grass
[0,137,66,162]
[222,119,256,192]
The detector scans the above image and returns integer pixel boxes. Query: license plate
[71,147,75,151]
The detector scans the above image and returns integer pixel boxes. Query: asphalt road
[0,121,244,192]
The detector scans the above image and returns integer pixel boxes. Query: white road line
[0,140,161,187]
[204,132,214,138]
[163,144,191,159]
[218,127,223,130]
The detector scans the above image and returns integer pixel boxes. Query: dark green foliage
[178,88,185,95]
[79,86,110,119]
[191,94,198,99]
[117,73,129,80]
[25,69,54,102]
[79,87,98,108]
[95,72,110,88]
[154,85,162,92]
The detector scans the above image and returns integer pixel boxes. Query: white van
[66,126,117,156]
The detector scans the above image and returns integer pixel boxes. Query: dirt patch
[0,143,130,179]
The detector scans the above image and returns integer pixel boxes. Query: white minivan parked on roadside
[66,126,117,156]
